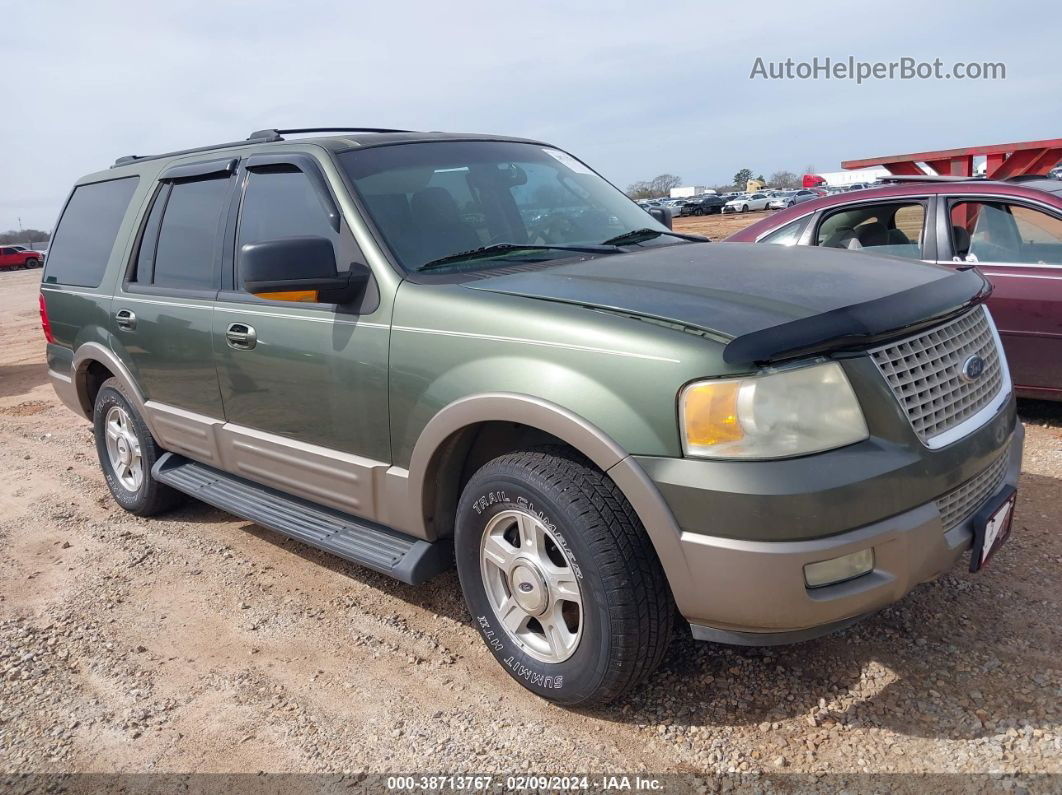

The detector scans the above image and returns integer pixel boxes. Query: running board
[152,453,452,585]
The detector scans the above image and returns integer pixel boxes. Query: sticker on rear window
[542,148,593,175]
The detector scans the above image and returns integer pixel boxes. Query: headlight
[679,361,868,459]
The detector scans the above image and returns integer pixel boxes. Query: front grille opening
[870,306,1004,444]
[936,451,1009,531]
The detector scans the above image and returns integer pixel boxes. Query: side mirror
[648,207,673,229]
[241,236,369,303]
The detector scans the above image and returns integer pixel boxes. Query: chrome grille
[870,306,1003,445]
[935,451,1009,531]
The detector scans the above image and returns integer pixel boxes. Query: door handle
[115,309,136,330]
[226,323,257,350]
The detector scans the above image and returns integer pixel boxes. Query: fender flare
[70,342,158,437]
[404,393,694,603]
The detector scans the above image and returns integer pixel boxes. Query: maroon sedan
[727,177,1062,401]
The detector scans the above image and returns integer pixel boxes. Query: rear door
[938,195,1062,398]
[111,158,235,455]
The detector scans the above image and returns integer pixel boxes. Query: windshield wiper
[416,242,619,273]
[601,228,709,246]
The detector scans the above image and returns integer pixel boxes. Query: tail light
[39,292,56,343]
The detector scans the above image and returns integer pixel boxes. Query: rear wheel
[455,448,674,706]
[93,378,181,516]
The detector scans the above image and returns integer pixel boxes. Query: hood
[466,242,990,364]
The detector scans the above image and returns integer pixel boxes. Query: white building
[811,167,890,187]
[670,185,714,198]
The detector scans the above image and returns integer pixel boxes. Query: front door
[940,197,1062,399]
[211,153,391,517]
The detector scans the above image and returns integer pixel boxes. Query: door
[112,162,235,431]
[211,153,391,516]
[940,197,1062,398]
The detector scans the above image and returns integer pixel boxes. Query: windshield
[338,141,672,272]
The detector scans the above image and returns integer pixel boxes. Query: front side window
[339,141,674,272]
[236,167,358,293]
[43,176,139,287]
[815,202,925,259]
[759,218,807,246]
[150,176,231,290]
[950,200,1062,264]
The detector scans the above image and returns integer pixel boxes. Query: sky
[2,0,1059,232]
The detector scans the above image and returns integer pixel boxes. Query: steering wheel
[538,213,582,244]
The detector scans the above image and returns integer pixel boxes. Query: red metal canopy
[842,138,1062,179]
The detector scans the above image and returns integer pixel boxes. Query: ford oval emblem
[961,355,985,382]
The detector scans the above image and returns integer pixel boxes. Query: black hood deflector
[466,243,990,364]
[720,266,989,363]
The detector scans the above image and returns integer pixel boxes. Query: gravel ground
[0,266,1059,787]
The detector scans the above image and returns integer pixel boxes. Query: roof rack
[113,127,413,168]
[878,174,987,183]
[248,127,414,141]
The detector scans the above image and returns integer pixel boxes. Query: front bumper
[646,422,1023,642]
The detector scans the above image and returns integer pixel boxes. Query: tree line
[626,166,816,198]
[0,229,50,246]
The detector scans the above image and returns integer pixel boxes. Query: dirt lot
[672,211,766,239]
[1,251,1060,784]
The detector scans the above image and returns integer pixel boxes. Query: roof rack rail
[112,129,282,168]
[248,127,415,141]
[878,174,987,183]
[113,127,415,167]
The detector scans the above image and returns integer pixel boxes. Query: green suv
[41,128,1023,705]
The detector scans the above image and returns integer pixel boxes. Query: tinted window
[236,168,338,287]
[236,167,365,292]
[152,177,231,289]
[133,184,169,284]
[43,177,139,287]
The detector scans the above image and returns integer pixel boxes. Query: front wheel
[26,258,40,269]
[455,448,674,706]
[740,204,749,213]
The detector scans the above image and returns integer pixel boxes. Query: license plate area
[969,485,1017,573]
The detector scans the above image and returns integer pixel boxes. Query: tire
[93,377,181,516]
[455,447,674,706]
[740,204,749,213]
[692,208,703,216]
[26,259,39,269]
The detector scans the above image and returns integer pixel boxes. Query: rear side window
[151,177,231,289]
[43,177,139,287]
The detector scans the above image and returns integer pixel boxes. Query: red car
[727,176,1062,401]
[0,246,43,270]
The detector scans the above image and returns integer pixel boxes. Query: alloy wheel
[104,405,143,491]
[479,509,583,663]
